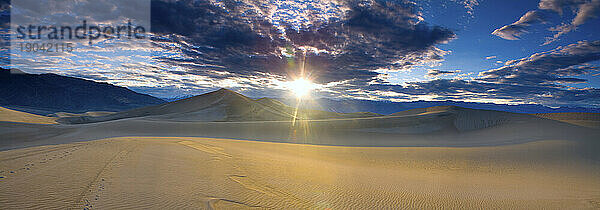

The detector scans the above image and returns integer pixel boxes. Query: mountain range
[0,68,165,114]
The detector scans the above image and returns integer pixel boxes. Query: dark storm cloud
[150,0,454,83]
[150,0,287,76]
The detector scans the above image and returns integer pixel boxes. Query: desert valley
[1,87,600,209]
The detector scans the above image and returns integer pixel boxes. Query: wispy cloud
[426,69,460,77]
[543,0,600,44]
[492,10,545,40]
[493,0,600,44]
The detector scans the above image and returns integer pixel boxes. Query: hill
[0,68,165,114]
[388,105,535,132]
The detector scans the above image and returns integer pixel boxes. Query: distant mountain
[160,95,195,102]
[58,88,380,124]
[0,68,165,114]
[277,98,600,115]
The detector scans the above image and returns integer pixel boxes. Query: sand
[0,136,599,209]
[0,107,57,124]
[57,89,379,124]
[50,111,116,118]
[2,104,599,151]
[533,113,600,128]
[1,101,600,209]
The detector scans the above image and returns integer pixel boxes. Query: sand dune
[533,112,600,128]
[389,105,539,131]
[0,137,599,209]
[49,111,116,118]
[1,99,600,209]
[0,107,57,124]
[57,89,379,124]
[2,104,599,150]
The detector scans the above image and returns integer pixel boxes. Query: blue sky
[421,0,600,89]
[2,0,600,107]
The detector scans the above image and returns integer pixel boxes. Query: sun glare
[288,78,314,98]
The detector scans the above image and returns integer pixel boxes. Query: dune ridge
[57,88,380,124]
[1,102,599,150]
[0,107,57,124]
[533,112,600,128]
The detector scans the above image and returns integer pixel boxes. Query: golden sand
[1,137,599,209]
[0,107,56,124]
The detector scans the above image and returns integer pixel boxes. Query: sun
[288,78,314,98]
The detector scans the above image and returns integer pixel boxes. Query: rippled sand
[1,137,599,209]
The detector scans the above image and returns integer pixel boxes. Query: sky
[1,0,600,107]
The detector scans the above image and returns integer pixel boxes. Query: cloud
[6,0,454,98]
[0,0,9,65]
[493,0,600,43]
[480,40,600,85]
[492,10,545,40]
[321,40,600,107]
[150,0,455,85]
[427,69,460,77]
[544,0,600,44]
[452,0,480,16]
[6,0,599,107]
[485,55,497,60]
[538,0,583,14]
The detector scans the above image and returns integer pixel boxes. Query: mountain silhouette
[0,68,165,114]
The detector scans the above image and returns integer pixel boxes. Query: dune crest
[0,107,57,124]
[57,88,380,124]
[533,112,600,128]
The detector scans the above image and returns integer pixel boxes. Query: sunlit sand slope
[0,107,56,124]
[2,105,599,150]
[533,113,600,128]
[1,137,599,209]
[57,89,379,124]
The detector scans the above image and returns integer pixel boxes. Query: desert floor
[1,136,599,209]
